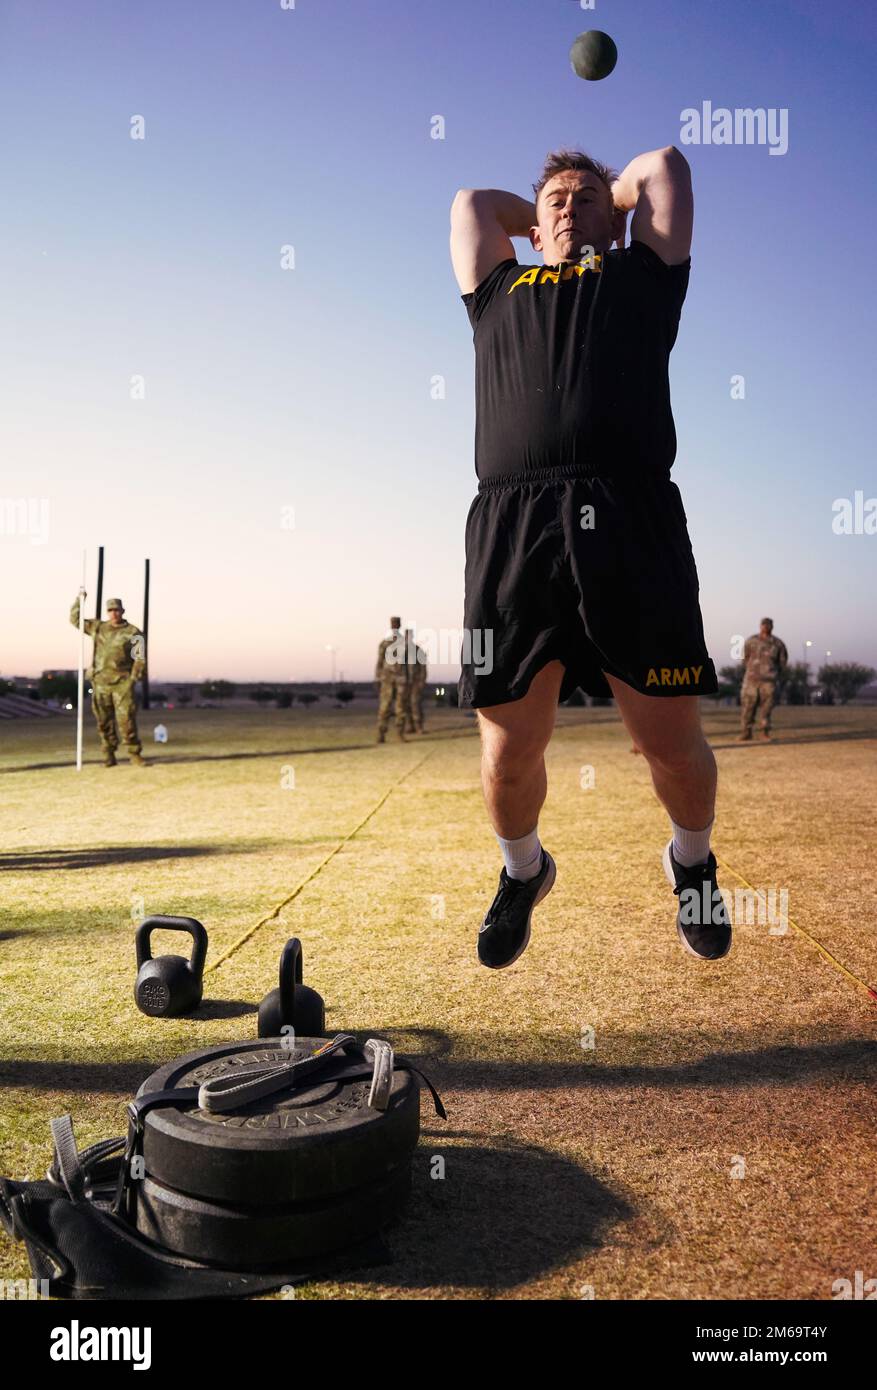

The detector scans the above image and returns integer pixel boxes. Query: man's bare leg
[477,660,565,837]
[605,673,730,958]
[474,660,563,968]
[603,675,716,833]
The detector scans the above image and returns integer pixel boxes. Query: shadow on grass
[144,727,478,766]
[377,1135,632,1290]
[195,999,257,1021]
[380,1028,877,1091]
[0,1053,634,1291]
[711,728,877,751]
[0,1058,167,1095]
[0,844,274,871]
[7,1027,874,1290]
[6,1031,875,1098]
[0,727,480,776]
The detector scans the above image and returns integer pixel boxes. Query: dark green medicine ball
[570,30,618,81]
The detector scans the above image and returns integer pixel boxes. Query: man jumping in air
[450,145,730,968]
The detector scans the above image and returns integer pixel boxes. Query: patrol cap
[760,616,773,627]
[389,616,401,628]
[106,598,124,612]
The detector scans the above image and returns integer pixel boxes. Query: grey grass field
[1,701,875,1299]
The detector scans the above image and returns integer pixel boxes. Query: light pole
[325,645,337,684]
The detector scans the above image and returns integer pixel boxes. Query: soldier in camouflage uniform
[404,629,428,733]
[375,616,411,742]
[739,617,788,742]
[70,595,147,766]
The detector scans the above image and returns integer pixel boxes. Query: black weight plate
[138,1038,420,1206]
[135,1162,411,1268]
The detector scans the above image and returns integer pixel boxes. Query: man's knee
[638,728,713,777]
[480,725,549,784]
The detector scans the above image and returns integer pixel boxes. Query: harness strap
[197,1034,359,1111]
[197,1036,397,1114]
[49,1116,86,1201]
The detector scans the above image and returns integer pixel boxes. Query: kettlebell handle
[278,938,304,1017]
[135,916,208,975]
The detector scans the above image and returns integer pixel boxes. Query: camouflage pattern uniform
[404,630,428,733]
[375,618,411,741]
[740,630,788,737]
[70,597,145,763]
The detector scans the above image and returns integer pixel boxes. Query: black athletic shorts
[458,471,718,708]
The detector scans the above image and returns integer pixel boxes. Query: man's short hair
[760,617,773,627]
[532,149,618,215]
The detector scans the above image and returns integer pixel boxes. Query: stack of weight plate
[133,1038,420,1268]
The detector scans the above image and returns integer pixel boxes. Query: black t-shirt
[461,240,690,483]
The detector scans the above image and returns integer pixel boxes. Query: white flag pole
[76,550,86,771]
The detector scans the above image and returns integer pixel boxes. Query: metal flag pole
[142,557,151,710]
[95,544,104,619]
[76,550,86,771]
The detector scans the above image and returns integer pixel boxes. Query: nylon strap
[197,1036,396,1113]
[49,1116,86,1202]
[198,1034,357,1111]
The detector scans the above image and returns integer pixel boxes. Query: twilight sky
[1,0,874,683]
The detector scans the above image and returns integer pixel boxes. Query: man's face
[531,171,623,265]
[108,607,124,626]
[760,621,773,638]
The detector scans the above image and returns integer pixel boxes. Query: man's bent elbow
[661,145,691,176]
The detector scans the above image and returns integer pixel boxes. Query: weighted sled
[137,1038,420,1205]
[134,1162,411,1267]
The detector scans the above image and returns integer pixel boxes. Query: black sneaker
[662,841,732,961]
[477,850,556,969]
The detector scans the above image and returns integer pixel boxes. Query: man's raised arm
[449,189,536,295]
[610,146,693,266]
[69,595,97,636]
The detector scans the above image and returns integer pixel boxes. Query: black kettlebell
[134,915,208,1018]
[258,938,325,1038]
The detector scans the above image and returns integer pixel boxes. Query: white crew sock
[497,827,543,882]
[671,818,714,868]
